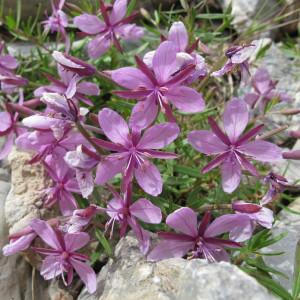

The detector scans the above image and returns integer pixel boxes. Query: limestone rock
[78,233,275,300]
[4,149,52,234]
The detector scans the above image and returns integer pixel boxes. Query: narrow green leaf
[95,228,113,257]
[244,270,293,300]
[292,240,300,299]
[174,165,201,178]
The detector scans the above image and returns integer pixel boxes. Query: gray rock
[78,233,275,300]
[264,198,300,291]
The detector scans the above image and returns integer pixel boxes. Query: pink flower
[188,98,282,193]
[31,219,97,294]
[74,0,144,58]
[244,68,292,112]
[148,207,240,262]
[144,21,208,84]
[212,42,257,82]
[188,99,282,193]
[93,108,179,196]
[34,65,100,106]
[105,184,162,254]
[64,145,99,198]
[65,205,104,233]
[210,201,273,242]
[0,42,27,93]
[261,172,299,205]
[42,0,70,51]
[0,91,26,160]
[112,41,205,129]
[16,127,87,164]
[42,157,81,216]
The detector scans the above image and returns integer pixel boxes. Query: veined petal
[152,41,178,83]
[77,82,100,96]
[30,219,62,250]
[109,0,127,24]
[221,158,242,193]
[135,161,162,196]
[168,21,188,51]
[95,154,128,185]
[130,198,162,224]
[87,34,111,59]
[223,99,249,143]
[165,86,205,113]
[70,258,97,294]
[129,95,158,130]
[111,67,152,89]
[0,111,12,133]
[98,108,130,146]
[166,207,198,237]
[64,232,90,252]
[40,256,63,280]
[188,130,228,155]
[138,122,180,149]
[238,140,282,162]
[147,239,194,262]
[73,14,105,34]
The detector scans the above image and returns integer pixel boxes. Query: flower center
[62,251,69,259]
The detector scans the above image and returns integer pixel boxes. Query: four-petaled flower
[42,157,81,216]
[34,65,100,106]
[188,98,282,193]
[148,207,240,262]
[93,108,179,196]
[144,21,207,84]
[105,184,162,254]
[111,41,205,129]
[42,0,70,51]
[30,219,97,293]
[74,0,144,58]
[244,68,292,112]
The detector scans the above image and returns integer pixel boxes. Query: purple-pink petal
[166,207,198,237]
[238,140,282,162]
[64,232,90,252]
[87,35,111,59]
[223,99,249,143]
[130,198,162,224]
[95,154,128,185]
[70,258,97,293]
[111,67,152,89]
[147,239,194,261]
[188,130,228,155]
[152,41,177,83]
[30,219,62,250]
[137,122,179,150]
[165,86,205,113]
[135,161,162,196]
[221,158,242,193]
[168,21,188,52]
[98,108,130,146]
[73,13,105,34]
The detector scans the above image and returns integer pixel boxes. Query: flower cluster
[1,1,298,295]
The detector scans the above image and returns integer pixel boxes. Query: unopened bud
[283,150,300,160]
